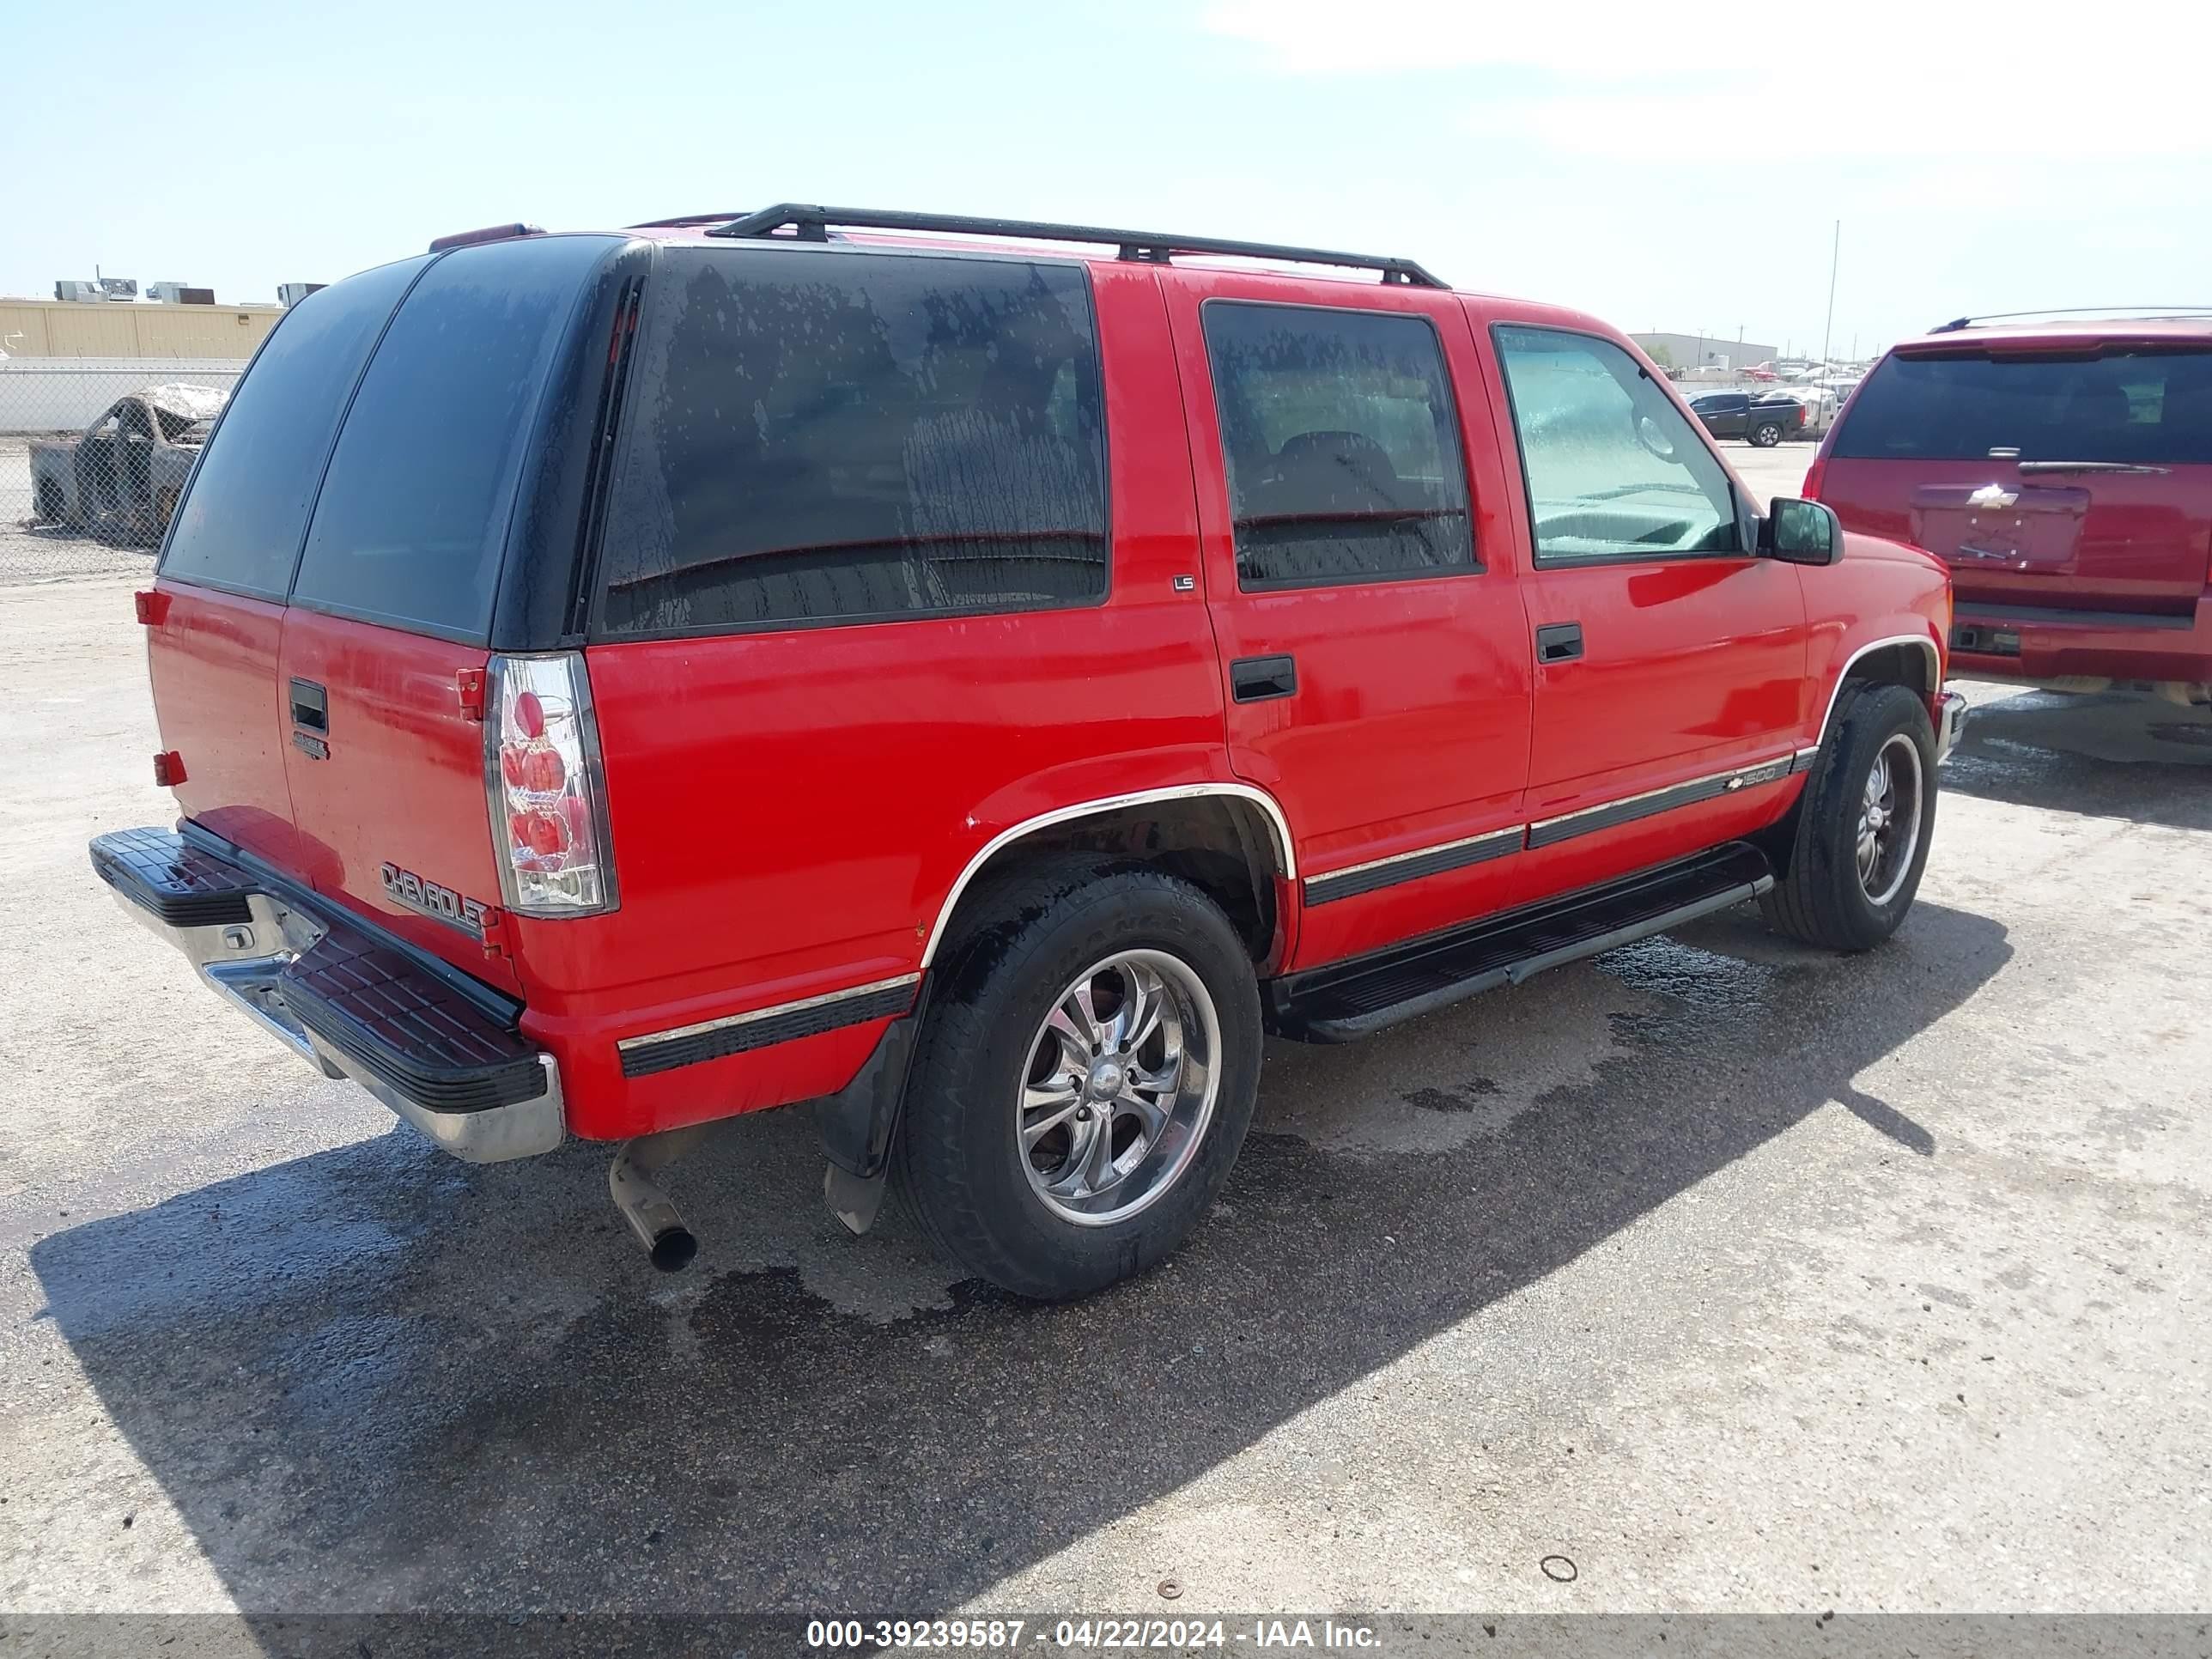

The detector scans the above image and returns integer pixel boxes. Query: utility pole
[1821,220,1840,367]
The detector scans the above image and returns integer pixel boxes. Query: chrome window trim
[617,972,922,1054]
[920,784,1297,969]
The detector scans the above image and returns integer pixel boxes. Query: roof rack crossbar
[705,203,1448,288]
[1929,304,2212,333]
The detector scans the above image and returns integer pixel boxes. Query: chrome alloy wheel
[1856,732,1924,906]
[1018,950,1221,1227]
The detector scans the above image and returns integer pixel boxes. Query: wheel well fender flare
[920,784,1297,970]
[1808,633,1940,754]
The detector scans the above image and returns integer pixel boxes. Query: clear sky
[7,0,2207,360]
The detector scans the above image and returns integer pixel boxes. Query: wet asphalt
[3,568,2209,1620]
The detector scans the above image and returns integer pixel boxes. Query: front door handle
[1535,623,1584,664]
[1230,653,1297,702]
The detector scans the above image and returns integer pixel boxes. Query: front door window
[1495,326,1739,565]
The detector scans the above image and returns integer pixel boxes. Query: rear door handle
[1230,653,1297,702]
[1535,623,1584,664]
[289,678,328,732]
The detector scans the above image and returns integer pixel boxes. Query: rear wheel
[33,477,65,525]
[1750,420,1785,447]
[1760,683,1937,951]
[891,860,1262,1300]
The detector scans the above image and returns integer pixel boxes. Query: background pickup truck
[29,384,228,544]
[1685,389,1807,447]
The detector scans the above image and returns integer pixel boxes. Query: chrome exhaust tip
[608,1127,704,1273]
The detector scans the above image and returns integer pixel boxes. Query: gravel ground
[1,570,2207,1624]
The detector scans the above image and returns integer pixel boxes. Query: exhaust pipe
[608,1127,704,1272]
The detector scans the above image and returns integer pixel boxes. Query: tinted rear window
[597,248,1107,636]
[161,257,428,597]
[290,234,618,640]
[1834,348,2212,465]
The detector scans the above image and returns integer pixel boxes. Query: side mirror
[1758,496,1843,566]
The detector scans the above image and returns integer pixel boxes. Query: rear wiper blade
[2015,460,2171,476]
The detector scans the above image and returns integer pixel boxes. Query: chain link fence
[0,359,240,583]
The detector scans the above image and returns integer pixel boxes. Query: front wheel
[1750,420,1785,447]
[891,860,1262,1301]
[1760,683,1937,951]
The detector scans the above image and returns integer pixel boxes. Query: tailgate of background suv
[1820,343,2212,616]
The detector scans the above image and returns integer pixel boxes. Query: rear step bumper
[89,827,562,1162]
[1271,842,1775,1042]
[1950,593,2212,687]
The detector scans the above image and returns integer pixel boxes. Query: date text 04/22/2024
[804,1618,1384,1650]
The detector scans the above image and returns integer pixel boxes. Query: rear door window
[290,234,619,641]
[1200,301,1475,589]
[597,247,1108,637]
[1833,349,2212,464]
[161,256,428,598]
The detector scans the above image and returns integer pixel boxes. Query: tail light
[1801,451,1828,501]
[484,653,617,916]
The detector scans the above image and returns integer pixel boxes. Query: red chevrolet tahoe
[94,205,1964,1301]
[1808,311,2212,702]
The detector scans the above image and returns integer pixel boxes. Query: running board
[1270,842,1774,1042]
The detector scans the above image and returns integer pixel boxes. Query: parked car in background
[1686,390,1806,447]
[1787,385,1839,439]
[92,206,1960,1303]
[28,384,228,544]
[1808,311,2212,702]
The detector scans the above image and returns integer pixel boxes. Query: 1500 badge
[380,863,491,936]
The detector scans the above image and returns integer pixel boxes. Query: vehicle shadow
[27,900,2008,1618]
[1941,685,2212,833]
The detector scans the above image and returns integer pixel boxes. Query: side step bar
[1269,842,1774,1042]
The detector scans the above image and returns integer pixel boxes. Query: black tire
[1750,420,1784,448]
[1761,683,1937,951]
[33,477,64,526]
[891,857,1263,1301]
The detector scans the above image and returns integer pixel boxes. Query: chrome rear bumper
[91,827,562,1163]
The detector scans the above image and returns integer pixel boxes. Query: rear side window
[161,257,428,597]
[1834,349,2212,465]
[1201,301,1474,589]
[598,249,1107,636]
[1494,325,1738,564]
[291,235,618,641]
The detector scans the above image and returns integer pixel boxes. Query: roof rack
[703,203,1448,289]
[1929,305,2212,333]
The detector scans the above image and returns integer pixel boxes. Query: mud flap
[813,1016,920,1236]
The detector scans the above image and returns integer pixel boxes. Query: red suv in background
[93,205,1962,1301]
[1808,311,2212,702]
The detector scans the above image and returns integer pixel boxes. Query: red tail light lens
[1801,453,1828,501]
[484,653,617,916]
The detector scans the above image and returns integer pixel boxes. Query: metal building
[1631,331,1782,374]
